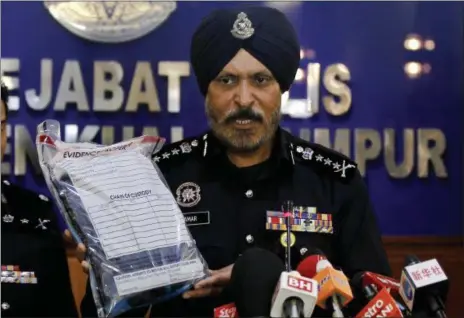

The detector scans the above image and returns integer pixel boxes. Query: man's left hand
[182,264,234,299]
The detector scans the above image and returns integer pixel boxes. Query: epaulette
[2,180,57,230]
[2,180,52,206]
[291,139,358,183]
[152,135,203,168]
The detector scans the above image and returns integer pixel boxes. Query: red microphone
[355,286,404,318]
[362,272,400,297]
[296,248,330,279]
[297,249,353,318]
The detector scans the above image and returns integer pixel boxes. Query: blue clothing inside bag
[52,172,206,317]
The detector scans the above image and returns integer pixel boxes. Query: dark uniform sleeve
[335,170,391,278]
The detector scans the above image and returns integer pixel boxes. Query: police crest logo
[230,12,255,40]
[44,1,177,43]
[175,182,201,208]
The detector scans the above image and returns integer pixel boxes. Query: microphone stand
[282,201,305,318]
[283,200,293,272]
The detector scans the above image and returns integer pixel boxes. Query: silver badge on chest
[175,182,201,208]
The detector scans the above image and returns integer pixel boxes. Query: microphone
[354,285,404,317]
[398,255,449,318]
[362,271,401,296]
[270,270,318,318]
[230,248,285,317]
[297,249,353,318]
[229,247,318,318]
[351,272,410,316]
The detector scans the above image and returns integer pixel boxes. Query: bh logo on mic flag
[288,275,316,293]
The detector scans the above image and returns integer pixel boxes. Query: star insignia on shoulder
[292,142,357,181]
[153,138,201,164]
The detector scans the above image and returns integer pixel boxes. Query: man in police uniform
[77,5,391,317]
[1,82,78,317]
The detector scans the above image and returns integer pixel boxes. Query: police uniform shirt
[1,180,78,317]
[82,127,391,317]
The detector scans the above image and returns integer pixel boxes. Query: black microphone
[230,248,285,317]
[398,255,449,318]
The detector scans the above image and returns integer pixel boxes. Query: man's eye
[217,76,236,85]
[255,75,271,84]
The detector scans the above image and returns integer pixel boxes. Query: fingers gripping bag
[35,120,209,318]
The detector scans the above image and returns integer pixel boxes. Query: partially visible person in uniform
[75,5,391,317]
[1,81,78,317]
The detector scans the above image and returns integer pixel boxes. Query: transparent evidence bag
[36,119,209,318]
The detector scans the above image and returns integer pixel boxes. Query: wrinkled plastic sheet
[36,120,209,318]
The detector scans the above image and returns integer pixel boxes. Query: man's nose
[236,81,254,107]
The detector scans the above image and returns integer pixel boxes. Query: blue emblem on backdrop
[1,1,463,236]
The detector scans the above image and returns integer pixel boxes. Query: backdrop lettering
[1,1,462,235]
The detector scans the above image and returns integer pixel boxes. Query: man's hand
[63,229,89,273]
[182,264,234,299]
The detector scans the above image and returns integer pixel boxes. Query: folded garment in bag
[36,120,209,318]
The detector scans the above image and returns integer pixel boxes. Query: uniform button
[245,189,253,198]
[245,234,254,244]
[300,247,308,256]
[2,302,10,310]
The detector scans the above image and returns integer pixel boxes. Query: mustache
[224,107,264,124]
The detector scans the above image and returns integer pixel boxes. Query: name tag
[184,211,210,226]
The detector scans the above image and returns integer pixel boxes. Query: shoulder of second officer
[2,180,59,227]
[286,133,359,184]
[152,134,205,174]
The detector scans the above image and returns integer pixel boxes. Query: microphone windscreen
[230,248,285,317]
[296,248,329,279]
[300,247,325,259]
[404,255,420,266]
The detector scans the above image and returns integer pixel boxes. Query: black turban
[190,6,300,96]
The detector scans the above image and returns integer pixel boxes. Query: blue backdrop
[1,1,463,236]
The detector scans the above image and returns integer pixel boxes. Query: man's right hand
[64,229,90,273]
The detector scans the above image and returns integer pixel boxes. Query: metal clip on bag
[36,120,209,318]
